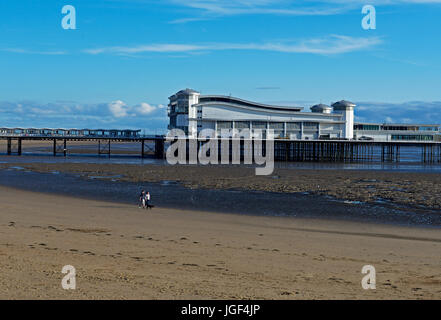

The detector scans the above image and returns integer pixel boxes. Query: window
[217,121,233,129]
[252,121,267,129]
[286,122,301,130]
[418,126,439,132]
[269,122,284,130]
[235,121,250,129]
[391,135,434,141]
[354,124,380,131]
[303,122,319,130]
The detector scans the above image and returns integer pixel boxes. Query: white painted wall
[201,104,342,123]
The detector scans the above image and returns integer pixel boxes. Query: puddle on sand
[88,175,124,180]
[160,180,179,186]
[9,166,25,170]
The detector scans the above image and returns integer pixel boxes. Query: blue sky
[1,0,441,132]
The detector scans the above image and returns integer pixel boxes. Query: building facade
[168,89,440,141]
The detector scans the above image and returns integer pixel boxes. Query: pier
[2,127,441,163]
[1,134,165,159]
[272,140,441,163]
[171,138,441,164]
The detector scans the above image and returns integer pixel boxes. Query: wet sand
[1,162,440,211]
[1,186,441,299]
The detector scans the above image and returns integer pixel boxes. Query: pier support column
[17,139,22,156]
[64,139,67,157]
[155,139,164,159]
[7,138,11,155]
[53,139,57,156]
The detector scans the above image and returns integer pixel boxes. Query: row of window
[355,124,439,132]
[391,135,434,141]
[216,121,318,130]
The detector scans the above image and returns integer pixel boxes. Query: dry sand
[1,186,441,299]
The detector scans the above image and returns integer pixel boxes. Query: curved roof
[198,95,303,112]
[332,100,356,109]
[311,103,331,111]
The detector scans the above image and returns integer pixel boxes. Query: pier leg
[141,140,145,158]
[7,138,11,155]
[53,139,57,157]
[155,139,164,159]
[17,139,22,156]
[64,139,67,157]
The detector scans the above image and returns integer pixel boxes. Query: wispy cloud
[167,0,441,22]
[84,35,382,56]
[1,48,67,55]
[256,86,281,90]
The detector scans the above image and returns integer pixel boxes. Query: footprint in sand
[47,226,64,232]
[131,256,143,261]
[8,222,15,227]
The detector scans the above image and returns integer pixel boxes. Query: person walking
[145,191,151,209]
[139,190,146,208]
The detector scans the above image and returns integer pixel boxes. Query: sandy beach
[1,185,441,299]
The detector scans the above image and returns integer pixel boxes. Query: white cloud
[108,100,130,118]
[136,102,157,114]
[0,100,168,131]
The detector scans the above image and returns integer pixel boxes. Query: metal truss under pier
[170,139,441,164]
[0,136,165,159]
